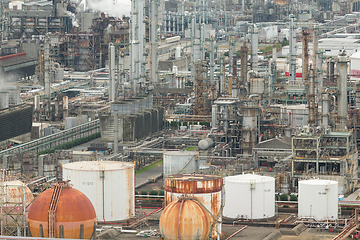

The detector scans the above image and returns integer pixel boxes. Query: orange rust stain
[165,174,222,194]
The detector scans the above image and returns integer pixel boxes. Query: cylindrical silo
[163,151,198,177]
[298,179,338,221]
[62,161,135,222]
[223,174,275,219]
[165,174,223,238]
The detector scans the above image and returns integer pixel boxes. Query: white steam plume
[87,0,131,18]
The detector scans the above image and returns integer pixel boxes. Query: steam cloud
[87,0,131,18]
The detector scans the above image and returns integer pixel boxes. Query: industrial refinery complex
[3,0,360,239]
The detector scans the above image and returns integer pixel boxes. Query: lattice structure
[194,61,211,115]
[0,170,33,236]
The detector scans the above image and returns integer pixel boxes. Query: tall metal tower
[288,14,297,86]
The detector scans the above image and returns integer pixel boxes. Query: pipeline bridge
[0,120,100,158]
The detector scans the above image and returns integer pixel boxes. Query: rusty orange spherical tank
[28,186,96,239]
[159,198,211,240]
[165,174,223,238]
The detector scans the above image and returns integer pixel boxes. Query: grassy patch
[135,159,163,175]
[185,146,198,151]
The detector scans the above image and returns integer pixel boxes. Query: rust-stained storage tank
[28,182,96,239]
[62,161,135,222]
[165,174,223,238]
[159,197,211,240]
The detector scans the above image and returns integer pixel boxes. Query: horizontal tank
[298,179,338,221]
[165,174,223,238]
[62,161,135,222]
[223,174,275,219]
[163,151,198,177]
[198,137,214,150]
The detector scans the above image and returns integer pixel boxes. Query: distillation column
[210,37,215,84]
[321,91,330,127]
[337,50,348,130]
[242,96,259,155]
[240,43,248,94]
[308,68,316,125]
[150,0,158,84]
[289,14,296,85]
[251,25,258,72]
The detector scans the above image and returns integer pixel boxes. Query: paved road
[345,189,359,201]
[135,165,163,188]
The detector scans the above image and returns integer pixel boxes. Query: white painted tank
[62,161,135,222]
[298,179,338,221]
[163,151,198,177]
[223,174,275,219]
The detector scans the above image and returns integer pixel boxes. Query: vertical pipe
[210,38,215,84]
[322,92,329,127]
[201,23,205,61]
[232,56,237,97]
[308,68,315,125]
[228,75,232,97]
[337,50,348,130]
[114,110,118,154]
[44,34,50,114]
[109,43,115,102]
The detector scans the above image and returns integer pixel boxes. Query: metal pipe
[308,68,315,125]
[240,43,248,88]
[210,38,215,84]
[251,25,258,72]
[302,30,309,83]
[289,14,296,85]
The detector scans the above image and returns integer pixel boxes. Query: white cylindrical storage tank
[164,174,223,239]
[298,179,338,221]
[163,151,198,177]
[62,161,135,222]
[223,174,275,219]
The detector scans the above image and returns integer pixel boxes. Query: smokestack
[337,49,348,130]
[109,43,115,102]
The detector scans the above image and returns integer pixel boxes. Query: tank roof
[225,173,274,183]
[62,161,133,171]
[299,179,338,185]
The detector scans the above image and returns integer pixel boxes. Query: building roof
[254,136,292,150]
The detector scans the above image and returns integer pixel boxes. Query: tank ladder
[48,181,64,238]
